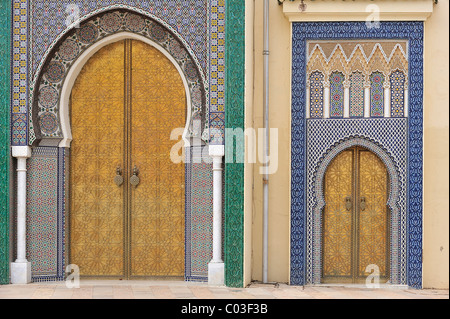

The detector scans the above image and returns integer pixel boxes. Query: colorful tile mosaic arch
[12,0,227,147]
[307,119,408,285]
[30,1,209,76]
[33,9,208,143]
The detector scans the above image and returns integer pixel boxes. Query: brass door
[322,147,389,283]
[70,39,186,279]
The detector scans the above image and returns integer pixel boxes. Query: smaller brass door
[322,147,390,283]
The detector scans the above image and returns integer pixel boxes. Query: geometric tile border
[291,22,424,289]
[26,147,66,282]
[11,0,29,146]
[185,146,213,282]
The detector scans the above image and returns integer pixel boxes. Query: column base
[208,262,225,286]
[10,262,32,284]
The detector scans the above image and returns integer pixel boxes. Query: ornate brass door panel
[323,149,354,279]
[130,40,186,278]
[70,39,185,279]
[70,41,125,277]
[358,150,389,280]
[323,147,389,283]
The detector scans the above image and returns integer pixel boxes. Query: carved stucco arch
[310,136,402,284]
[31,8,209,147]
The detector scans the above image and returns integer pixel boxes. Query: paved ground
[0,281,448,299]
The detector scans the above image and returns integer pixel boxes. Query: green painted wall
[0,0,11,285]
[225,0,245,288]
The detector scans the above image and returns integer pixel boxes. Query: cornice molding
[282,0,434,22]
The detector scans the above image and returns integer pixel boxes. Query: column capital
[209,145,225,158]
[343,80,351,89]
[11,146,32,159]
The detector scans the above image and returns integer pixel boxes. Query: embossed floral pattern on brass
[70,39,185,279]
[358,150,389,279]
[323,147,389,283]
[130,40,186,277]
[70,41,125,277]
[323,150,353,278]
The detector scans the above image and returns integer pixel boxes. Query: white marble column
[323,80,330,119]
[11,146,32,284]
[364,81,371,118]
[384,82,391,118]
[404,84,409,118]
[208,145,225,286]
[344,80,350,118]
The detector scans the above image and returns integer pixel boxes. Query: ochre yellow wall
[246,0,449,289]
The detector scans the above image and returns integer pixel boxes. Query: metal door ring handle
[345,197,352,211]
[130,166,140,187]
[114,166,124,186]
[361,197,367,211]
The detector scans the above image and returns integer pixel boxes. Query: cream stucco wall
[250,0,292,284]
[423,0,449,290]
[244,0,255,288]
[246,0,449,289]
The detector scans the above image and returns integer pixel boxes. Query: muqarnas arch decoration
[31,9,209,146]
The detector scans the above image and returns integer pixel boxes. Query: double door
[70,39,186,279]
[322,147,390,283]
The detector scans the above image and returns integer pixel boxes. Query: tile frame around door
[290,22,424,289]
